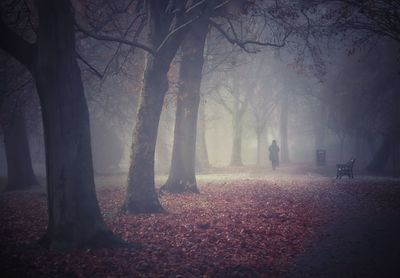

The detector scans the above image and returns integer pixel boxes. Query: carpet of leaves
[0,180,322,277]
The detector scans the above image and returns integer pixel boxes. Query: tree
[366,90,400,174]
[77,0,255,208]
[0,54,37,191]
[79,0,294,202]
[161,19,209,193]
[196,98,211,171]
[0,0,120,249]
[1,89,37,191]
[248,76,278,166]
[213,68,254,166]
[229,77,250,166]
[305,0,400,173]
[315,0,400,44]
[91,120,124,174]
[279,89,290,163]
[121,1,193,212]
[312,100,327,150]
[162,0,283,191]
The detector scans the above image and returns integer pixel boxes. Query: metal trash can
[316,149,326,166]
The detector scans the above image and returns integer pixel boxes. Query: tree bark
[123,53,169,212]
[230,99,243,166]
[162,20,208,193]
[256,130,262,166]
[196,98,210,172]
[314,102,326,150]
[366,90,400,174]
[2,100,37,191]
[34,0,118,249]
[123,1,188,212]
[280,91,290,163]
[366,133,393,172]
[365,132,376,158]
[366,126,399,174]
[256,125,269,167]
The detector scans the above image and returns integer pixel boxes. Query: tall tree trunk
[394,91,400,176]
[314,102,326,150]
[123,54,166,212]
[256,130,262,166]
[230,97,243,166]
[365,132,376,158]
[34,0,117,249]
[162,20,208,193]
[155,125,172,175]
[354,130,362,162]
[2,100,37,191]
[280,91,290,163]
[196,98,210,172]
[367,91,400,174]
[366,132,399,173]
[123,2,187,212]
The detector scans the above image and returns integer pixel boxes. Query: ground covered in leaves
[1,173,400,277]
[1,176,321,277]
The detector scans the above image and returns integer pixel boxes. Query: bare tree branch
[74,19,156,55]
[76,51,103,79]
[209,18,290,53]
[156,15,201,53]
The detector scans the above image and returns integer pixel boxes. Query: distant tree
[196,98,211,171]
[316,0,400,44]
[306,0,400,173]
[312,100,327,151]
[279,89,291,163]
[212,64,255,166]
[74,1,147,174]
[0,56,37,191]
[248,77,278,166]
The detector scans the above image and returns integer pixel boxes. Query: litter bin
[316,149,326,166]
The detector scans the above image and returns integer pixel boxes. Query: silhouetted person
[269,140,280,170]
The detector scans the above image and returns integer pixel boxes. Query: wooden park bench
[336,158,355,179]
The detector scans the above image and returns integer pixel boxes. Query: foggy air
[1,0,399,277]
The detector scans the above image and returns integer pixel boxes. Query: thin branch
[213,0,234,11]
[101,13,146,79]
[124,0,136,12]
[185,0,206,14]
[156,15,201,53]
[209,19,289,53]
[75,20,155,55]
[76,52,103,79]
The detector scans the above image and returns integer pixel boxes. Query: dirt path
[286,177,400,277]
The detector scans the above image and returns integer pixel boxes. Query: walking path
[286,177,400,277]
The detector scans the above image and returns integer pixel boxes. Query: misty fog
[1,1,400,275]
[3,38,397,177]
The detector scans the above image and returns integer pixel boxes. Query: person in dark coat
[268,140,280,170]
